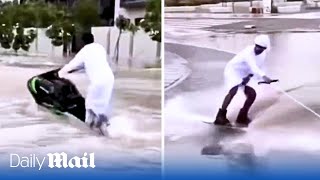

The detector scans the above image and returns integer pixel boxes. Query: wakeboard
[203,120,248,133]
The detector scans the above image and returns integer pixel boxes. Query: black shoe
[214,109,231,126]
[95,115,109,128]
[235,108,251,127]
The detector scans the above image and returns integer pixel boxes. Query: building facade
[119,0,147,26]
[120,0,146,8]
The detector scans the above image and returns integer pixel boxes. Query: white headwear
[254,34,270,49]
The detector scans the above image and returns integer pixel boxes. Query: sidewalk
[164,51,191,92]
[165,11,320,34]
[165,1,307,14]
[165,11,320,19]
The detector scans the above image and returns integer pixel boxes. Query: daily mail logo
[10,152,96,170]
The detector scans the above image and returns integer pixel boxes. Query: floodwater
[164,32,320,176]
[0,57,161,176]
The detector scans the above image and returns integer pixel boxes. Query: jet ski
[27,68,86,122]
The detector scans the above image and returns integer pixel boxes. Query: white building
[118,0,147,23]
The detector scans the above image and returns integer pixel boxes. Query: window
[134,18,144,26]
[99,0,115,26]
[120,0,146,8]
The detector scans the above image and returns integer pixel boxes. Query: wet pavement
[206,18,320,33]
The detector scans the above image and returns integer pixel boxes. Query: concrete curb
[164,52,192,92]
[197,6,233,13]
[165,12,276,19]
[164,66,191,92]
[277,5,302,13]
[208,28,320,34]
[165,5,233,13]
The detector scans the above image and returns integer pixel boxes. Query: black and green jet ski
[27,68,86,122]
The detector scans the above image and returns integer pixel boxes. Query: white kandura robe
[224,45,267,90]
[59,43,114,122]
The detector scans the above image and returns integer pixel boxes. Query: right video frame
[164,1,320,178]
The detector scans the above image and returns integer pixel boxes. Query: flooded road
[0,61,161,176]
[164,32,320,176]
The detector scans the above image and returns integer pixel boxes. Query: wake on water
[165,82,320,155]
[165,83,280,135]
[0,97,161,152]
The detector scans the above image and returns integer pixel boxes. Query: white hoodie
[224,35,270,89]
[59,43,114,119]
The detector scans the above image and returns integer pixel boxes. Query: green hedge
[0,0,103,52]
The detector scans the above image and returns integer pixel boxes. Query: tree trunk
[114,29,122,65]
[129,32,134,68]
[35,28,39,53]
